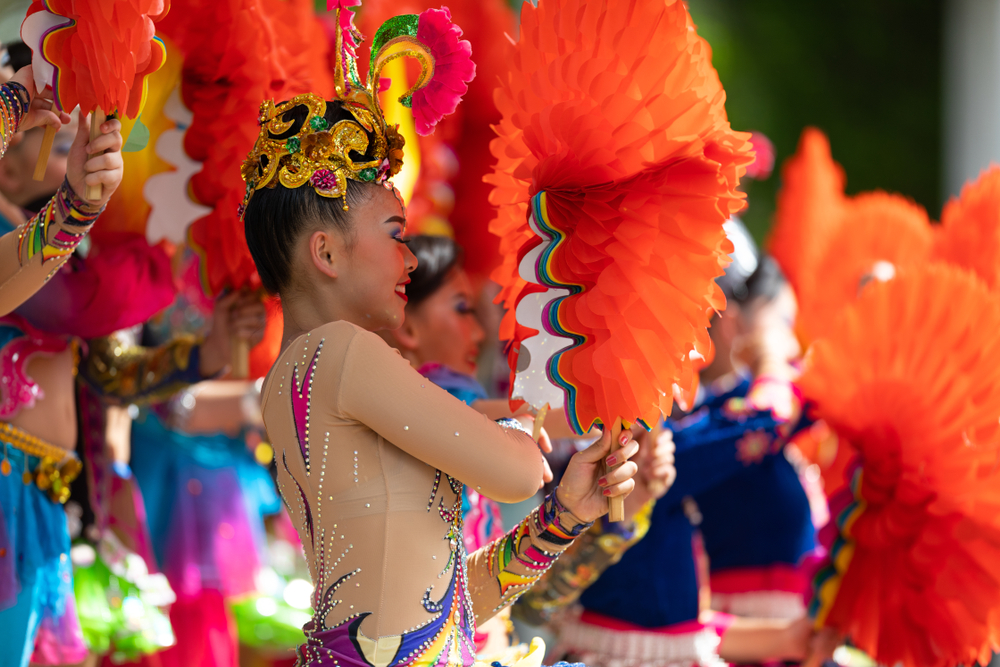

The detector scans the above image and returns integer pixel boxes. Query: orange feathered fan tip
[933,165,1000,291]
[800,263,1000,667]
[768,127,846,301]
[22,0,169,118]
[488,0,753,432]
[798,191,933,342]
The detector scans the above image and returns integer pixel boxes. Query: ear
[388,314,421,352]
[308,228,341,279]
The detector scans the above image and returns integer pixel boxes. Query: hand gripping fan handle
[605,418,625,522]
[85,110,105,201]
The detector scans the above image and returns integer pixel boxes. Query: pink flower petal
[411,6,477,136]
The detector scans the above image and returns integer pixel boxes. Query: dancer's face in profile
[311,184,417,332]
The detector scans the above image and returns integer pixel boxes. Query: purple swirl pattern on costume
[295,470,476,666]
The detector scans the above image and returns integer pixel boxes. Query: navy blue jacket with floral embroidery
[579,374,814,628]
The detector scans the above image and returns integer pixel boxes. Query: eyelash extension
[395,236,412,245]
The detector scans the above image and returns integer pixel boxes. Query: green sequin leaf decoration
[310,116,330,131]
[286,137,301,153]
[400,94,413,109]
[370,15,419,74]
[358,167,378,182]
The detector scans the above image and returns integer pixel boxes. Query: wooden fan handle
[605,418,625,522]
[85,109,104,202]
[231,336,250,380]
[32,124,56,181]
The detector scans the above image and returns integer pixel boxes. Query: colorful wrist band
[18,189,91,272]
[535,488,593,546]
[56,178,105,225]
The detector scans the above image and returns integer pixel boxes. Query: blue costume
[692,375,816,618]
[559,375,813,666]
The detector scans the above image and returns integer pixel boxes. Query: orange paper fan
[933,165,1000,292]
[801,263,1000,667]
[22,0,169,118]
[767,128,846,304]
[488,0,753,432]
[798,191,933,341]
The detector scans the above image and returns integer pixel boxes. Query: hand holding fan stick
[85,109,108,201]
[605,419,625,522]
[20,0,168,191]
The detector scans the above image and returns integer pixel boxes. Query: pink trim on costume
[579,610,708,636]
[0,314,70,419]
[702,611,735,639]
[709,564,808,596]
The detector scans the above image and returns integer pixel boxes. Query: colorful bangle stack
[535,489,593,547]
[56,176,105,224]
[17,179,99,270]
[0,81,29,155]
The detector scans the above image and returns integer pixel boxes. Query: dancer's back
[263,320,547,663]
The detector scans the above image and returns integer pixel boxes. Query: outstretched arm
[0,94,122,316]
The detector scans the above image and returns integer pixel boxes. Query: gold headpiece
[240,4,475,215]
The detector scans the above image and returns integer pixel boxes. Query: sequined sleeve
[513,500,654,625]
[79,332,206,404]
[0,176,103,317]
[466,489,593,624]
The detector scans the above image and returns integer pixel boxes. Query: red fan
[767,128,846,310]
[801,263,1000,667]
[932,165,1000,291]
[489,0,753,518]
[798,191,933,341]
[21,0,169,196]
[156,0,333,377]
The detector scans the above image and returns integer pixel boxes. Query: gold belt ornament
[0,422,81,504]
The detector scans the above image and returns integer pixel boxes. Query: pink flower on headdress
[411,7,476,136]
[311,169,338,192]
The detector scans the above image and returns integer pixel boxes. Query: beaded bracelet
[56,177,105,226]
[0,81,29,156]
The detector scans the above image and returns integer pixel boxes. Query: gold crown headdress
[240,2,475,216]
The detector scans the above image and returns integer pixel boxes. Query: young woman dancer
[242,91,640,666]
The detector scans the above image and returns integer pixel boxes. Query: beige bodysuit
[261,321,591,666]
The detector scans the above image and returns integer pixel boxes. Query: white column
[944,0,1000,198]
